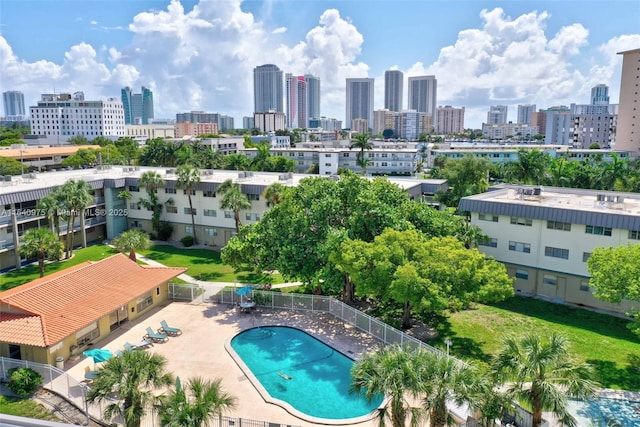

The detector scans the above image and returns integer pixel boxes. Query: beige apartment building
[615,48,640,154]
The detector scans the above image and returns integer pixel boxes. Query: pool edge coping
[224,325,385,426]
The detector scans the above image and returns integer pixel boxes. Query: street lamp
[445,339,452,356]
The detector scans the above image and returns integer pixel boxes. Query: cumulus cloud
[0,2,637,129]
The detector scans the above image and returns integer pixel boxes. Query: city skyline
[1,0,639,128]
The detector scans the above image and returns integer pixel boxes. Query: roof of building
[459,185,640,230]
[0,145,100,160]
[0,253,186,347]
[617,48,640,55]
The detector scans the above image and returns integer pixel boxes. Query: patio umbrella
[235,286,253,296]
[82,348,114,368]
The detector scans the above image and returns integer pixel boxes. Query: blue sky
[1,0,639,128]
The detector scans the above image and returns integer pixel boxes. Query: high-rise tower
[384,70,403,112]
[253,64,284,114]
[285,74,307,129]
[2,91,26,117]
[408,76,437,119]
[345,78,375,130]
[487,105,508,124]
[591,84,610,106]
[517,104,536,125]
[615,48,640,153]
[305,74,321,124]
[121,86,154,124]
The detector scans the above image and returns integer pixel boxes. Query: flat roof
[0,145,100,160]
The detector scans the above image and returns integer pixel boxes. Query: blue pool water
[230,326,382,420]
[567,396,640,426]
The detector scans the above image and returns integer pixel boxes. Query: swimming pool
[567,396,640,426]
[229,326,382,422]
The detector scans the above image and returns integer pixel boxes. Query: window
[224,210,234,219]
[185,226,193,234]
[165,188,176,194]
[203,190,216,198]
[203,209,217,217]
[166,206,177,214]
[543,274,557,286]
[136,292,153,313]
[582,252,591,262]
[515,269,529,280]
[128,185,139,192]
[547,221,571,231]
[479,213,499,222]
[478,237,498,248]
[586,225,612,236]
[247,194,260,201]
[510,217,532,226]
[545,246,569,259]
[629,230,640,240]
[129,203,141,210]
[183,189,196,196]
[245,213,260,221]
[76,322,99,347]
[184,207,196,215]
[509,241,531,253]
[204,228,218,236]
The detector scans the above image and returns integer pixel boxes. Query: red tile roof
[0,253,186,347]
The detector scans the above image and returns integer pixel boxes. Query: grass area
[428,297,640,390]
[1,245,118,291]
[139,244,285,284]
[0,395,59,420]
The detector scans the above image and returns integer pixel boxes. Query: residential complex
[345,78,375,131]
[408,75,437,120]
[486,105,508,124]
[2,90,26,118]
[304,74,321,124]
[285,74,307,129]
[121,86,154,125]
[481,123,538,140]
[459,185,639,317]
[29,92,125,139]
[384,70,403,112]
[253,64,284,114]
[517,104,536,125]
[615,48,640,154]
[435,105,465,134]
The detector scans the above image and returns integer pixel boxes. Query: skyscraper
[285,74,307,129]
[435,106,465,134]
[517,104,536,125]
[121,86,154,124]
[408,76,437,119]
[614,49,640,152]
[305,74,321,123]
[345,78,375,130]
[487,105,508,124]
[253,64,283,114]
[384,70,403,112]
[591,84,610,106]
[3,91,26,117]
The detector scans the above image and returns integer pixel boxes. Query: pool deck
[64,300,385,427]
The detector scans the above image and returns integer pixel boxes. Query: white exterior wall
[319,152,340,175]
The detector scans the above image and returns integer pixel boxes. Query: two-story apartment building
[459,185,639,316]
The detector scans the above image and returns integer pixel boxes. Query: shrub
[7,367,43,396]
[157,221,173,241]
[148,232,157,241]
[180,235,194,247]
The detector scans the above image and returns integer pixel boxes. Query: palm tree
[504,149,549,185]
[138,171,165,233]
[38,187,65,236]
[491,333,598,427]
[415,350,481,427]
[61,179,94,259]
[157,377,237,427]
[217,179,251,234]
[223,154,250,171]
[455,218,488,249]
[349,133,372,166]
[176,164,201,244]
[112,229,151,261]
[86,350,174,427]
[262,182,287,207]
[19,228,63,277]
[356,156,371,176]
[250,143,271,171]
[350,344,424,427]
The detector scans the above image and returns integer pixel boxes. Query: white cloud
[0,2,637,129]
[90,20,98,25]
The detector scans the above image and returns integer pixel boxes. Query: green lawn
[0,395,59,420]
[428,297,640,390]
[1,245,118,291]
[139,244,285,284]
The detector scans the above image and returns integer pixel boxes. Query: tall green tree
[492,333,598,427]
[0,157,22,175]
[250,143,271,171]
[262,182,288,207]
[437,155,491,208]
[222,154,250,171]
[38,187,65,236]
[138,171,166,234]
[60,179,94,259]
[587,244,640,337]
[504,149,549,185]
[176,165,201,244]
[112,229,151,261]
[19,228,63,277]
[87,350,174,427]
[349,133,372,166]
[217,179,251,234]
[157,377,237,427]
[350,344,424,427]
